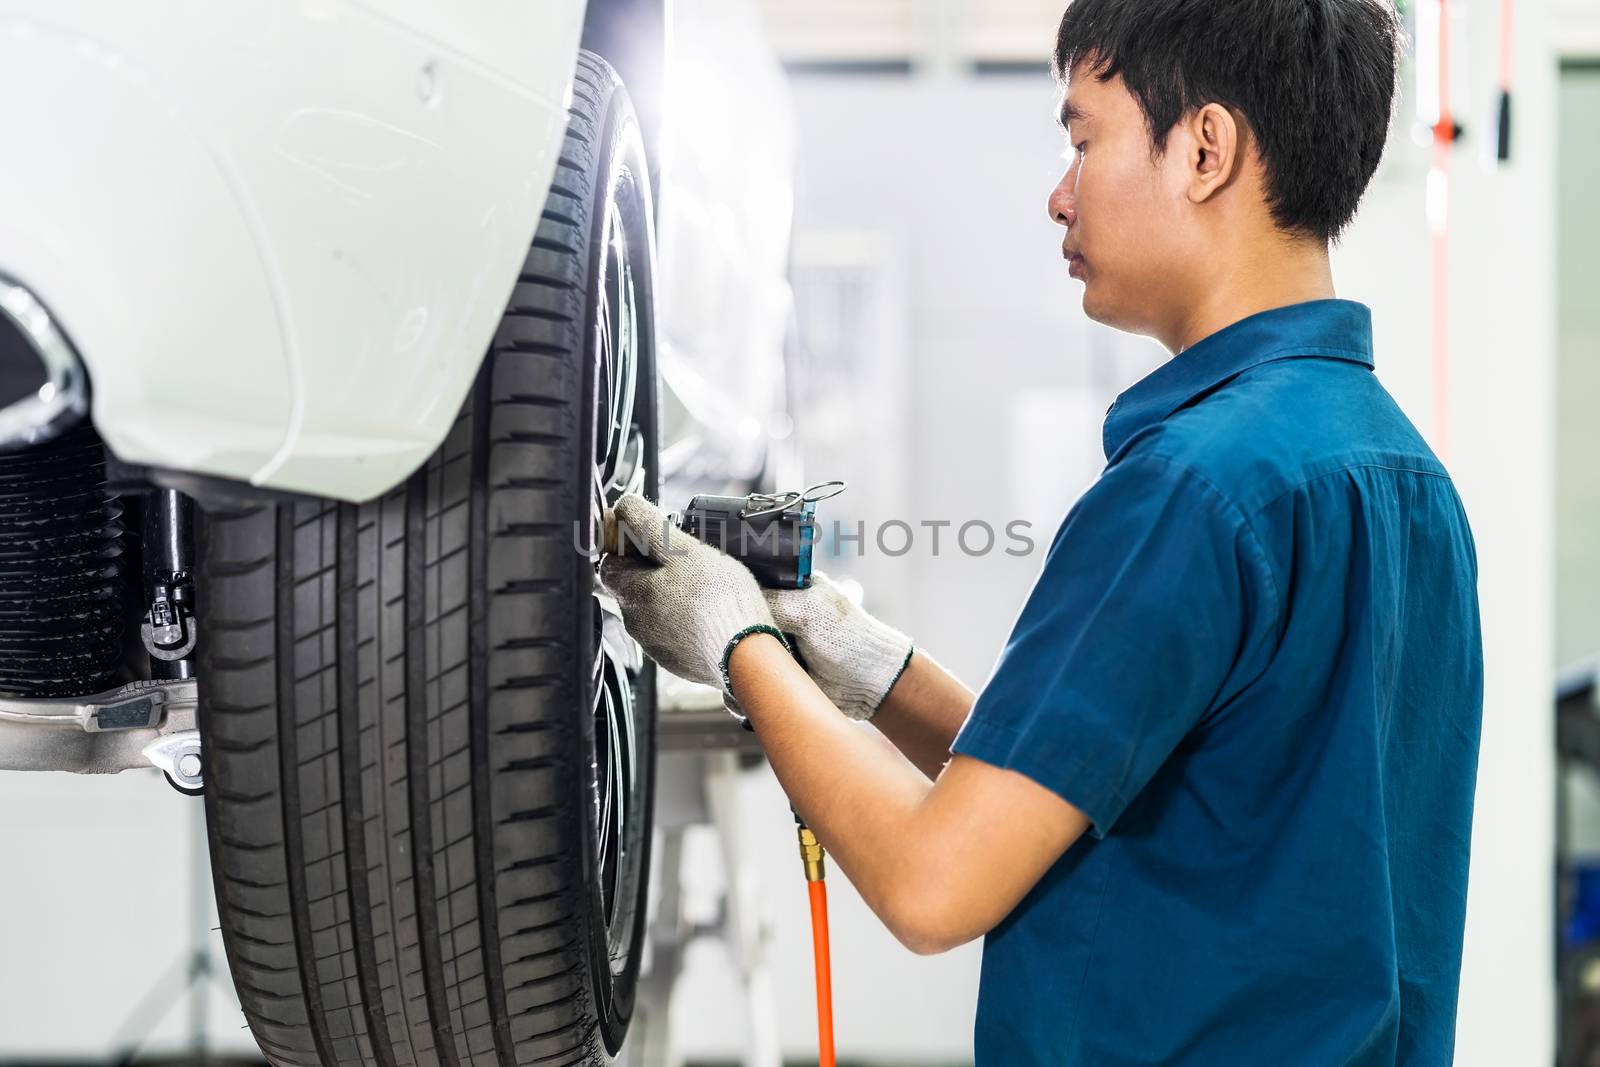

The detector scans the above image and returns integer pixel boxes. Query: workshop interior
[0,0,1595,1063]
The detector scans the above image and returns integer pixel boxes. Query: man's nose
[1047,175,1077,228]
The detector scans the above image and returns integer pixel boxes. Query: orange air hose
[798,822,837,1067]
[808,880,836,1067]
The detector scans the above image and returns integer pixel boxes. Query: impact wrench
[602,481,847,1067]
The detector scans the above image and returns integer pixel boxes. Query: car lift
[620,675,788,1067]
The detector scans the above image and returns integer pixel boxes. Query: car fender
[0,1,585,501]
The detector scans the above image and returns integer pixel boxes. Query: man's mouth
[1065,250,1085,278]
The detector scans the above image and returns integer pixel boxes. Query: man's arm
[759,571,975,781]
[870,650,977,781]
[729,632,1090,955]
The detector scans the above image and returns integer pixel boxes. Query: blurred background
[3,0,1598,1064]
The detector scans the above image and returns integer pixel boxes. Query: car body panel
[0,1,583,499]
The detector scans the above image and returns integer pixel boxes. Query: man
[601,0,1483,1062]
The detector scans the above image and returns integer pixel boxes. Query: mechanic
[600,0,1483,1062]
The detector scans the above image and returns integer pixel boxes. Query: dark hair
[1054,0,1400,242]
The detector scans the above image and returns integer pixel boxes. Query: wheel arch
[581,0,669,199]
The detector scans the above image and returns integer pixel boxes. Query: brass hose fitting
[798,825,827,883]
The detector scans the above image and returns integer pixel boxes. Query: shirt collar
[1102,298,1375,460]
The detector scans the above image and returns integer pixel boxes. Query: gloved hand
[598,494,791,709]
[763,571,914,721]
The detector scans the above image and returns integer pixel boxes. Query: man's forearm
[726,633,1088,955]
[727,633,944,941]
[870,650,978,781]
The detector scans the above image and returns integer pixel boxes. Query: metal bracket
[0,678,199,777]
[142,730,204,792]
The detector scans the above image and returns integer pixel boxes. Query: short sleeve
[950,453,1275,837]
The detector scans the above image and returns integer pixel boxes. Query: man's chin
[1078,281,1110,325]
[1078,286,1137,335]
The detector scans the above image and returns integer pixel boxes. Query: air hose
[796,813,836,1067]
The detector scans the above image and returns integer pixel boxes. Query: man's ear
[1184,102,1245,204]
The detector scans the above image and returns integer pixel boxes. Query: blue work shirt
[950,299,1482,1065]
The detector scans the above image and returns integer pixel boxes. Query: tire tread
[202,50,654,1067]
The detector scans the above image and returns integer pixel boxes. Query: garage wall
[1556,64,1600,675]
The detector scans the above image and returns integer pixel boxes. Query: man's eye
[1060,142,1086,161]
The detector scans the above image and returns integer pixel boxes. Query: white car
[0,2,794,1064]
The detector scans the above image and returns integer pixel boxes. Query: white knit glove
[763,571,914,721]
[598,495,791,707]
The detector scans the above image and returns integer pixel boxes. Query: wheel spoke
[605,664,629,914]
[595,679,616,887]
[596,201,640,495]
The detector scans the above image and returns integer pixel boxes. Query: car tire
[199,51,659,1067]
